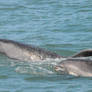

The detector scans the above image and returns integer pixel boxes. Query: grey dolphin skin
[0,39,92,62]
[72,49,92,58]
[55,59,92,77]
[0,39,62,61]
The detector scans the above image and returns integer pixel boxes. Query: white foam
[12,58,67,75]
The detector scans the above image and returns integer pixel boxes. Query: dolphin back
[72,50,92,58]
[0,39,61,61]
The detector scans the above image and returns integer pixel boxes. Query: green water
[0,0,92,92]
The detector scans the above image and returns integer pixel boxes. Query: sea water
[0,0,92,92]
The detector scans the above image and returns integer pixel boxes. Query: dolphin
[0,39,62,61]
[72,49,92,58]
[55,58,92,77]
[0,39,92,62]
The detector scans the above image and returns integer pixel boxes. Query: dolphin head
[55,62,69,75]
[55,61,80,76]
[55,59,92,77]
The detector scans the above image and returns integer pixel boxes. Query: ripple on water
[0,0,92,92]
[0,75,8,79]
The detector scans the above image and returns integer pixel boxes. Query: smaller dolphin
[55,59,92,77]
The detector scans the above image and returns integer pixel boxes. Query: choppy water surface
[0,0,92,92]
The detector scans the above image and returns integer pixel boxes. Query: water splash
[10,58,67,75]
[1,56,92,76]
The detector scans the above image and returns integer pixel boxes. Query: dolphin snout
[55,64,65,72]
